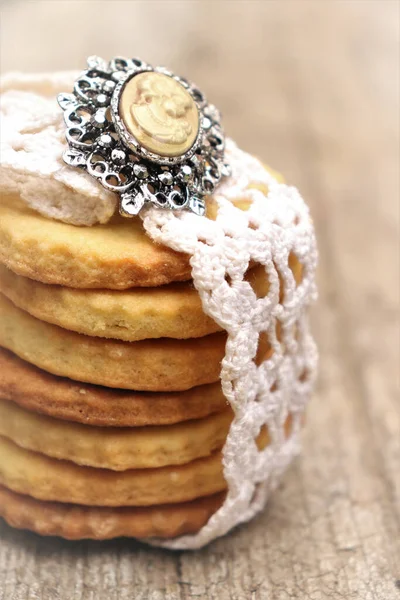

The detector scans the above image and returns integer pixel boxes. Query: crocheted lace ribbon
[0,74,318,550]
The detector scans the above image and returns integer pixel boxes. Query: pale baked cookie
[0,399,233,470]
[0,264,219,341]
[0,349,228,427]
[0,436,226,506]
[0,295,227,391]
[0,258,301,340]
[0,485,225,540]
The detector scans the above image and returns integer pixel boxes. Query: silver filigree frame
[57,56,230,217]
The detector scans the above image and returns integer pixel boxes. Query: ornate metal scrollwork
[58,56,230,216]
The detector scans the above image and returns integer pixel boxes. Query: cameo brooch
[58,56,230,216]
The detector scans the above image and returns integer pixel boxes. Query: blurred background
[0,1,399,598]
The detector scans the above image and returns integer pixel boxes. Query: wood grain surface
[0,1,399,598]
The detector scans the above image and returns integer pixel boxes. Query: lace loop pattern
[142,140,318,549]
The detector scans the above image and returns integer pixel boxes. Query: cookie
[0,398,233,470]
[0,485,225,540]
[0,170,281,290]
[0,257,301,341]
[0,262,287,341]
[0,195,191,289]
[0,295,227,391]
[0,264,219,341]
[0,436,227,506]
[0,349,228,427]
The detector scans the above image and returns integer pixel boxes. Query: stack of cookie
[0,190,299,540]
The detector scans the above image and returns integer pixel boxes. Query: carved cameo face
[119,72,200,157]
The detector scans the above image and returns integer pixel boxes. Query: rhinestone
[179,165,193,182]
[98,133,113,148]
[133,164,148,179]
[158,171,173,186]
[102,80,116,94]
[92,109,107,128]
[96,93,108,107]
[202,116,212,130]
[111,149,126,164]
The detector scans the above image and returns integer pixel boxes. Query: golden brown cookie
[0,168,280,290]
[0,419,283,508]
[0,398,233,470]
[0,295,226,391]
[0,485,225,540]
[0,349,228,427]
[0,436,226,506]
[0,195,191,289]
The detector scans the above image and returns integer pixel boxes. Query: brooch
[58,56,230,216]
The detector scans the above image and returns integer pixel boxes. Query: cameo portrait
[119,72,200,158]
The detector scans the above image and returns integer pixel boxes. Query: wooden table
[0,1,399,598]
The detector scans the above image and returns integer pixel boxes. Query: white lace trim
[0,74,318,549]
[143,141,318,548]
[0,73,116,225]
